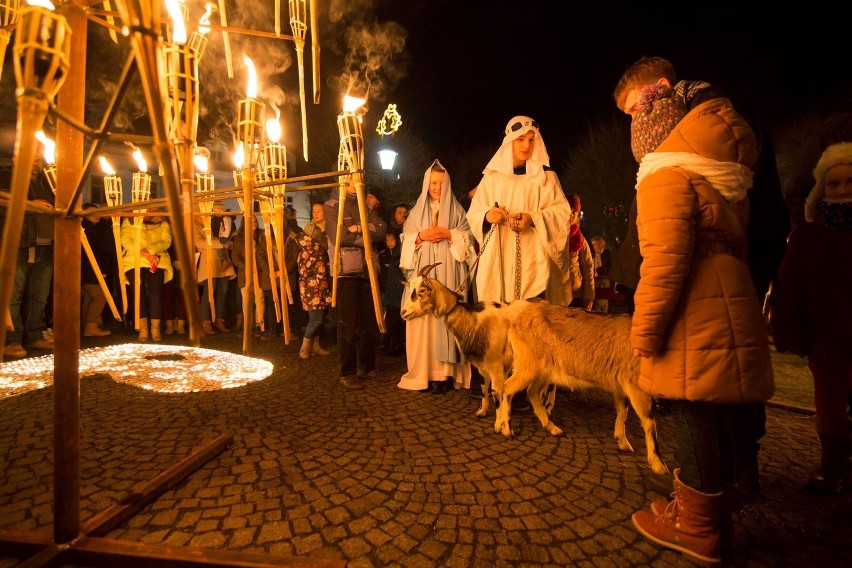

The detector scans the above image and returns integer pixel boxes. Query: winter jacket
[194,221,236,282]
[632,97,774,403]
[323,193,387,279]
[770,221,852,358]
[120,219,174,283]
[230,228,272,291]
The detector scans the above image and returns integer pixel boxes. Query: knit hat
[806,142,852,222]
[630,82,687,163]
[566,193,581,213]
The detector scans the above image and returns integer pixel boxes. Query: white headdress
[483,115,550,177]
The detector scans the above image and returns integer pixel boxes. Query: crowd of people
[1,54,850,567]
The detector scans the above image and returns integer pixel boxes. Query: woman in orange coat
[614,57,774,565]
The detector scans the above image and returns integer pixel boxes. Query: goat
[401,263,667,476]
[501,301,668,475]
[399,263,529,433]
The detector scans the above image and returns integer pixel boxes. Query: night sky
[359,0,852,182]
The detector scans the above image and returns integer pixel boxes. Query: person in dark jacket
[380,232,405,356]
[324,176,387,389]
[0,159,55,357]
[80,203,116,337]
[771,142,852,495]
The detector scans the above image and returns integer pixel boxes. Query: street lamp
[377,148,397,171]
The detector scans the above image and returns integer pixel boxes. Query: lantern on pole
[0,0,21,83]
[194,150,218,322]
[288,0,309,161]
[335,95,385,332]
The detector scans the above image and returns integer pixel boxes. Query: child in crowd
[770,142,852,494]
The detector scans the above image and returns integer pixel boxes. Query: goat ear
[418,262,442,277]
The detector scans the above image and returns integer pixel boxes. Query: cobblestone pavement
[1,329,851,567]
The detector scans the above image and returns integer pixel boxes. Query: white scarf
[636,152,753,203]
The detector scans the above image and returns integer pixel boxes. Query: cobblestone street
[1,330,850,567]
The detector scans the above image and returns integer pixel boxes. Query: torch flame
[194,154,209,173]
[342,94,366,114]
[132,149,148,173]
[266,106,282,143]
[232,146,245,169]
[198,3,214,34]
[35,131,56,165]
[98,157,116,176]
[243,55,258,98]
[165,0,188,44]
[26,0,56,9]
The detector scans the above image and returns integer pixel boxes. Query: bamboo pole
[81,230,121,321]
[309,0,320,103]
[259,200,281,322]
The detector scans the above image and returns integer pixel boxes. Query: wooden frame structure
[0,2,344,566]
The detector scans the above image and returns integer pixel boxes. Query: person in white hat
[771,141,852,494]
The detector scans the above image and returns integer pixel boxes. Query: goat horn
[418,262,442,277]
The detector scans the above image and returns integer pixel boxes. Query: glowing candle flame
[26,0,56,9]
[35,131,55,164]
[132,149,147,173]
[198,3,213,34]
[243,55,258,98]
[232,146,245,169]
[194,154,209,173]
[266,106,282,143]
[99,157,116,176]
[165,0,187,44]
[342,94,366,114]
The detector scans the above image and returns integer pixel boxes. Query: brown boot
[807,433,850,494]
[651,480,738,563]
[164,319,175,335]
[83,322,111,337]
[176,319,186,334]
[311,337,330,356]
[340,375,363,389]
[214,318,230,333]
[633,469,721,566]
[150,319,162,342]
[234,313,244,332]
[138,318,149,342]
[202,320,216,335]
[299,338,312,359]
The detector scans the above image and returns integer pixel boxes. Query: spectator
[80,203,115,337]
[195,204,236,335]
[324,176,387,389]
[121,213,173,342]
[231,216,275,340]
[770,142,852,495]
[563,193,595,311]
[590,235,612,313]
[387,202,409,237]
[380,232,405,356]
[160,217,187,335]
[1,157,55,357]
[614,56,773,565]
[295,223,332,358]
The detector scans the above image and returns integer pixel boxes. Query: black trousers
[336,278,380,377]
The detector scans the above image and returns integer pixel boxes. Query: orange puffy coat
[631,97,775,403]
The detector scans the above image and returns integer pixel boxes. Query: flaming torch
[288,0,308,160]
[236,55,265,353]
[232,144,244,191]
[0,0,70,358]
[101,155,128,315]
[131,154,152,332]
[261,112,287,341]
[35,129,55,189]
[0,0,21,83]
[335,95,385,332]
[194,151,217,322]
[187,2,212,61]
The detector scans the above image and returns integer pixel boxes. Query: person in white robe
[397,160,474,393]
[466,116,572,304]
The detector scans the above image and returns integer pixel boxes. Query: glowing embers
[0,344,274,399]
